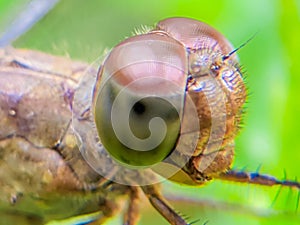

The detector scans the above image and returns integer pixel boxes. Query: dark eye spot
[133,101,146,115]
[211,63,221,71]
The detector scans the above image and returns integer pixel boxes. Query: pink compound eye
[93,31,194,167]
[155,17,237,59]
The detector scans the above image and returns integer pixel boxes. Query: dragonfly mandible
[0,1,299,225]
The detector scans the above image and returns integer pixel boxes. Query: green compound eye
[93,33,188,168]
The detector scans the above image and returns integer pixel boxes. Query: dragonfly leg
[141,185,189,225]
[218,169,300,189]
[123,187,141,225]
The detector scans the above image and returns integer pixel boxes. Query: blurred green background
[0,0,300,224]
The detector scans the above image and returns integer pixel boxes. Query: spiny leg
[123,186,141,225]
[217,169,300,210]
[218,169,300,189]
[141,185,189,225]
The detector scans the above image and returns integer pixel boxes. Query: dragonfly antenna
[222,31,259,61]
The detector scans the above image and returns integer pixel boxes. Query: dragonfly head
[93,17,247,185]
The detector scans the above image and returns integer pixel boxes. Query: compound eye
[156,17,238,62]
[93,33,188,167]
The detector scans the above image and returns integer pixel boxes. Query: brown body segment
[0,48,128,224]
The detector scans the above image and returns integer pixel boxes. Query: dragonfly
[0,1,299,225]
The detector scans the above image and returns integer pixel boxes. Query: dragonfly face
[0,7,299,225]
[88,17,246,186]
